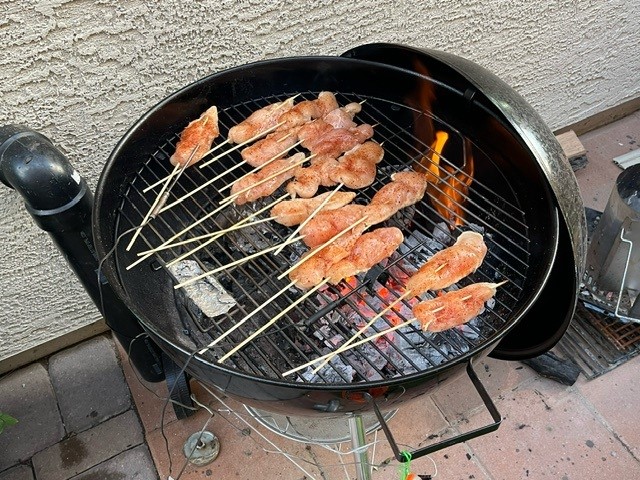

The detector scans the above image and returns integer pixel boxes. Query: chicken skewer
[158,139,301,214]
[127,106,221,250]
[221,153,309,206]
[273,183,344,256]
[286,141,384,198]
[144,121,284,193]
[270,191,357,227]
[299,170,427,249]
[288,227,404,290]
[283,281,504,377]
[405,231,487,296]
[126,193,288,270]
[227,96,298,144]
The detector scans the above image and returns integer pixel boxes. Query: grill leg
[348,415,372,480]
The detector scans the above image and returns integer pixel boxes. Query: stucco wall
[1,0,638,362]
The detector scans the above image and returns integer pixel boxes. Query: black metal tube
[0,125,164,382]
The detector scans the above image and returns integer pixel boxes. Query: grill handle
[0,125,165,382]
[366,361,502,461]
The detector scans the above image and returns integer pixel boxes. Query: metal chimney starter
[585,164,640,322]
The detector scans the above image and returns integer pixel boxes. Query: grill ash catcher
[1,43,588,479]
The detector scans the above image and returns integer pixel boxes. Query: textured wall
[1,0,638,361]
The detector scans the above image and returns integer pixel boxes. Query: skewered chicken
[240,129,300,167]
[286,154,340,198]
[227,97,296,144]
[405,231,487,296]
[329,141,385,190]
[413,282,498,331]
[298,170,427,247]
[271,191,357,227]
[327,227,404,284]
[289,227,403,290]
[299,204,368,248]
[170,105,220,167]
[275,92,339,130]
[298,120,374,158]
[364,171,428,224]
[231,152,305,205]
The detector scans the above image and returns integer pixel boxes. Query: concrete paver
[466,377,640,479]
[48,335,131,434]
[72,445,158,480]
[0,465,34,480]
[0,363,64,471]
[31,410,144,480]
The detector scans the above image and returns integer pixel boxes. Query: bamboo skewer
[310,290,414,374]
[136,216,276,256]
[217,279,330,363]
[217,145,311,194]
[165,198,289,268]
[173,235,304,290]
[125,162,182,252]
[126,193,288,270]
[198,280,297,353]
[273,183,344,256]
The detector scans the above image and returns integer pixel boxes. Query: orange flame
[417,132,474,229]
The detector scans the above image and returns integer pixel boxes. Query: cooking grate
[115,91,530,385]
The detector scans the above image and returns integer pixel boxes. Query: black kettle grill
[0,44,587,463]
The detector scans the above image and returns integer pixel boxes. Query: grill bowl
[94,54,561,415]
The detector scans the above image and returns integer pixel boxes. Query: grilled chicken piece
[405,231,488,296]
[289,227,402,290]
[286,155,340,198]
[327,227,404,284]
[364,171,427,225]
[299,204,368,248]
[329,141,385,190]
[170,105,220,167]
[323,102,361,129]
[276,91,339,131]
[240,129,300,167]
[298,171,427,247]
[298,120,374,158]
[412,282,498,331]
[289,231,361,290]
[227,97,296,144]
[231,152,305,205]
[270,191,357,227]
